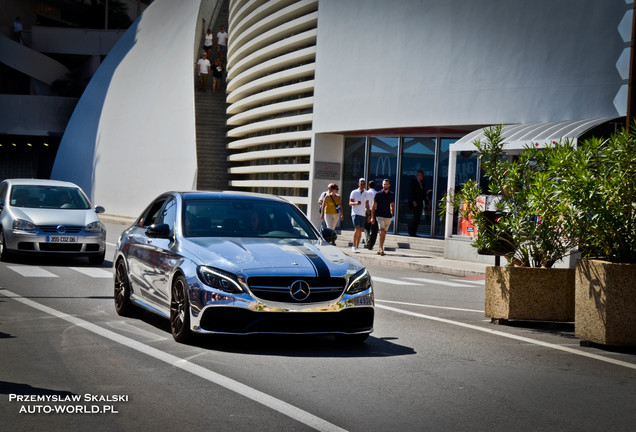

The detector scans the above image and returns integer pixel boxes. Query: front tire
[0,229,11,262]
[114,259,137,316]
[170,274,193,343]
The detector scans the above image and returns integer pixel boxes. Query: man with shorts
[349,178,369,253]
[371,179,395,256]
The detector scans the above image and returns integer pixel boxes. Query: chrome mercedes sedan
[113,191,374,344]
[0,179,106,264]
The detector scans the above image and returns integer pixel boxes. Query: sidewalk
[334,230,488,278]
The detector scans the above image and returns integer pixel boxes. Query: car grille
[200,307,374,334]
[247,276,346,303]
[39,243,82,252]
[38,225,83,233]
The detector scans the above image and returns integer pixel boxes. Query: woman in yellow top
[321,183,344,230]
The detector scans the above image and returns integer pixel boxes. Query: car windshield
[10,185,91,210]
[183,198,318,240]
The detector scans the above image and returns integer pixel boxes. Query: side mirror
[321,227,338,244]
[94,206,105,214]
[146,223,171,239]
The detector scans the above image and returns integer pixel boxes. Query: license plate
[354,296,373,306]
[47,236,78,243]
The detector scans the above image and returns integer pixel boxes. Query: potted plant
[538,123,636,346]
[441,125,576,322]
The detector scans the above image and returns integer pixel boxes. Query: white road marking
[451,279,485,285]
[0,289,348,432]
[71,267,113,278]
[376,303,636,371]
[404,277,473,287]
[371,276,420,286]
[376,299,483,313]
[7,266,58,278]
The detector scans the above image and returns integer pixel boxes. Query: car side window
[0,183,7,208]
[156,198,177,233]
[137,198,167,227]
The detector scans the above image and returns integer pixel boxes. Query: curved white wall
[51,0,206,217]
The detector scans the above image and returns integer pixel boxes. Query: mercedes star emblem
[290,280,311,301]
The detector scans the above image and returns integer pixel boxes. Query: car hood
[181,237,362,277]
[9,207,99,226]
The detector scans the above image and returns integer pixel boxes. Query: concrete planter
[485,266,575,322]
[575,259,636,346]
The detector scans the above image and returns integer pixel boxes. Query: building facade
[226,0,632,259]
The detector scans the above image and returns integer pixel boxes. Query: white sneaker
[354,247,360,253]
[352,246,357,252]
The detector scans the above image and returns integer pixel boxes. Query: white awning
[451,117,621,152]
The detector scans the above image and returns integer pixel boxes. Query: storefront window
[453,150,480,236]
[368,137,398,186]
[342,137,367,230]
[368,137,398,231]
[398,137,436,236]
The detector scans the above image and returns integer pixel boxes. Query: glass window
[157,198,177,234]
[137,198,167,227]
[183,199,317,239]
[453,151,480,236]
[369,137,398,232]
[368,137,398,188]
[342,137,367,230]
[9,185,91,210]
[398,137,436,236]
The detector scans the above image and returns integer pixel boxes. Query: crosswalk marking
[371,276,420,286]
[6,265,111,279]
[71,267,113,278]
[403,277,474,287]
[375,299,483,313]
[7,266,59,278]
[451,279,485,285]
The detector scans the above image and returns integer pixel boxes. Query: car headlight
[347,268,372,295]
[197,266,244,294]
[12,219,36,232]
[85,221,105,233]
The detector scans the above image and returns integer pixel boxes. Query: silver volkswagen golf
[113,191,374,344]
[0,178,106,264]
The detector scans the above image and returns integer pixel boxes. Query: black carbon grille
[200,307,374,334]
[247,276,346,303]
[39,225,83,233]
[39,243,82,252]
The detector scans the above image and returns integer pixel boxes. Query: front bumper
[186,275,374,336]
[4,228,106,255]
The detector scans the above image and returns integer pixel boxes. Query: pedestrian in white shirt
[349,178,369,253]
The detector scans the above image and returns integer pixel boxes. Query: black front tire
[170,274,193,343]
[114,259,137,316]
[0,229,12,262]
[0,230,7,262]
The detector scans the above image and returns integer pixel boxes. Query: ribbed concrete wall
[226,0,318,207]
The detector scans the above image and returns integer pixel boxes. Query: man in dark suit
[408,170,428,236]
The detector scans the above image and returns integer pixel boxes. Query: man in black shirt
[371,179,395,256]
[408,170,428,236]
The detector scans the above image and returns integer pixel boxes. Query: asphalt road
[1,221,636,431]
